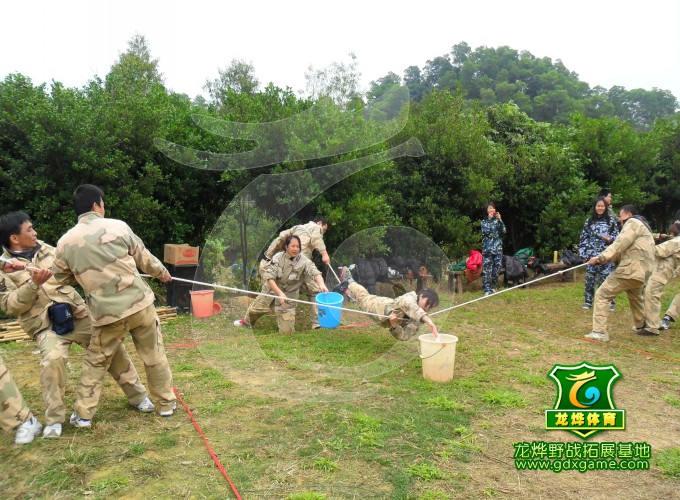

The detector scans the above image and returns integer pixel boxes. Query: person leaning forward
[0,211,151,438]
[236,234,328,333]
[585,205,655,342]
[261,216,330,329]
[52,184,176,428]
[639,223,680,336]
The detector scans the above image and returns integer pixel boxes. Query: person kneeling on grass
[334,277,439,340]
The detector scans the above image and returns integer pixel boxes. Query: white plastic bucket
[418,333,458,382]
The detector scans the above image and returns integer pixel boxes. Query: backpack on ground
[504,255,528,286]
[514,247,534,265]
[559,249,582,268]
[466,250,483,272]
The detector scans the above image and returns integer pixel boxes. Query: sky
[2,0,679,101]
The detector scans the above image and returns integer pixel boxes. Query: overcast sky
[2,0,679,102]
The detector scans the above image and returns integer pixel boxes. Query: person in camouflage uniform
[236,234,328,333]
[481,202,505,295]
[0,353,43,444]
[52,185,176,427]
[261,216,330,329]
[0,211,150,438]
[578,197,620,309]
[599,188,618,223]
[585,205,655,342]
[334,277,440,340]
[639,223,680,336]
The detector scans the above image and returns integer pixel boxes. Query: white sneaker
[484,291,492,296]
[159,402,177,417]
[69,412,92,429]
[42,423,62,439]
[15,416,43,444]
[233,319,246,327]
[584,331,609,342]
[132,396,155,413]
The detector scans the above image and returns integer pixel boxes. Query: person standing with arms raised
[481,202,505,297]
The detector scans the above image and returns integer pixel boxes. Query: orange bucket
[190,290,214,318]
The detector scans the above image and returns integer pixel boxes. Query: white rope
[0,255,41,271]
[429,262,589,317]
[140,274,388,320]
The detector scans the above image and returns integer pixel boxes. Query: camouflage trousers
[584,263,614,306]
[0,353,32,433]
[348,282,418,339]
[592,274,645,334]
[245,292,297,334]
[37,316,147,425]
[348,282,392,327]
[643,268,675,334]
[482,253,503,293]
[666,292,680,321]
[75,305,175,419]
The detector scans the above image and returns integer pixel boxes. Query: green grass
[655,448,680,478]
[1,276,679,498]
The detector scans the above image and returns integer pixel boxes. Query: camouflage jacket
[380,291,427,329]
[52,212,168,326]
[265,221,326,261]
[0,241,88,337]
[653,236,680,280]
[599,217,655,282]
[578,216,619,260]
[481,217,505,256]
[262,251,321,298]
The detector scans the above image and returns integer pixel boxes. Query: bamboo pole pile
[0,306,179,344]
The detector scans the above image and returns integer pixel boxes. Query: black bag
[559,249,582,268]
[504,255,528,285]
[48,302,74,335]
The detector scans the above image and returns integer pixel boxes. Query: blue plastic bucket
[315,292,344,328]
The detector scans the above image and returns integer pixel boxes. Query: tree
[304,53,363,110]
[204,58,260,109]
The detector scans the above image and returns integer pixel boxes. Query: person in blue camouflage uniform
[481,202,505,296]
[578,197,619,309]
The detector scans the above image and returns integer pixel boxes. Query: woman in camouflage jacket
[578,197,620,309]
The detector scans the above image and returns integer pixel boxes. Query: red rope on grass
[173,387,242,499]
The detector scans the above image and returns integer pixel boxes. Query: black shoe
[636,328,660,337]
[333,278,354,294]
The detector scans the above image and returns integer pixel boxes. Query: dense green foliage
[397,42,678,129]
[1,36,679,264]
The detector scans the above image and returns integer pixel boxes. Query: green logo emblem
[545,362,625,439]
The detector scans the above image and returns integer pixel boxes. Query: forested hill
[368,42,678,129]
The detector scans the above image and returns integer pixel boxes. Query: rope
[173,387,242,499]
[430,262,589,317]
[0,255,41,272]
[140,274,388,320]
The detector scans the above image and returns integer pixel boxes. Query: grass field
[1,272,679,499]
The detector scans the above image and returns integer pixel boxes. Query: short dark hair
[669,223,680,236]
[313,215,328,226]
[0,211,31,248]
[486,201,496,210]
[73,184,105,216]
[418,289,440,309]
[599,188,611,197]
[284,234,302,250]
[620,204,637,216]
